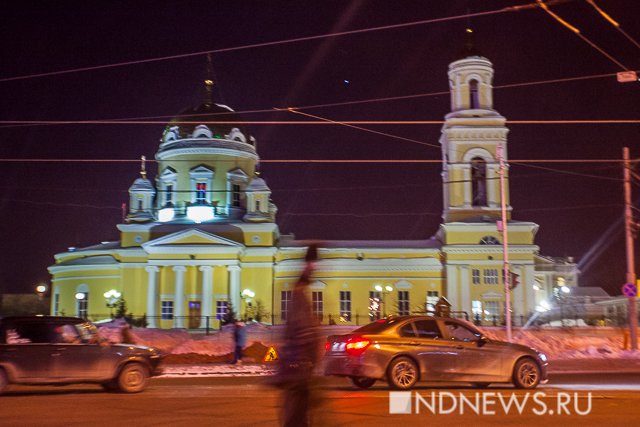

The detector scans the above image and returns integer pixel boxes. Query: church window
[398,291,410,316]
[484,269,499,285]
[76,293,89,319]
[281,291,292,321]
[166,184,173,205]
[255,199,261,212]
[216,300,228,321]
[469,79,479,109]
[53,293,60,316]
[480,236,500,245]
[312,291,323,322]
[471,157,487,206]
[232,184,241,207]
[137,199,143,211]
[472,269,481,284]
[426,291,439,312]
[196,182,207,204]
[369,291,381,321]
[161,301,174,320]
[339,291,351,322]
[483,301,500,321]
[472,300,482,322]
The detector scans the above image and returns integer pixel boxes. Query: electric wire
[586,0,640,50]
[0,3,548,84]
[536,0,630,70]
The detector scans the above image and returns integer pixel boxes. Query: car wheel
[471,382,490,389]
[117,363,149,393]
[0,368,8,395]
[512,358,541,389]
[387,357,418,390]
[350,376,376,389]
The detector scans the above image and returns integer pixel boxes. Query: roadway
[1,373,639,426]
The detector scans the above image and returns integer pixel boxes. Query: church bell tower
[439,54,511,223]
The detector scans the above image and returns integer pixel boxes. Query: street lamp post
[104,289,121,319]
[35,284,47,301]
[375,285,394,317]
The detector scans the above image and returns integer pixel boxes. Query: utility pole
[497,144,512,342]
[623,147,637,350]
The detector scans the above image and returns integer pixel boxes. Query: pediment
[143,229,244,249]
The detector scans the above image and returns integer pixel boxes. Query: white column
[524,265,536,317]
[446,265,459,309]
[487,165,498,207]
[512,265,524,320]
[199,266,213,328]
[173,266,186,328]
[145,266,159,328]
[459,266,470,315]
[463,167,471,207]
[228,265,241,316]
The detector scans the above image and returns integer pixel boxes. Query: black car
[0,316,163,394]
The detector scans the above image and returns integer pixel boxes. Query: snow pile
[481,327,640,359]
[98,320,640,361]
[97,320,191,353]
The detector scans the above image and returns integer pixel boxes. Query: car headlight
[537,352,548,363]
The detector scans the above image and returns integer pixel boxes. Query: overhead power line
[586,0,640,50]
[0,71,627,132]
[0,2,559,83]
[1,119,639,126]
[536,0,630,70]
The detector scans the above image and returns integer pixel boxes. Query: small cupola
[127,156,156,223]
[243,172,276,223]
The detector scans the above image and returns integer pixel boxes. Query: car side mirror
[477,337,487,347]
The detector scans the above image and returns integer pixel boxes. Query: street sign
[622,283,637,297]
[263,346,279,362]
[617,71,638,83]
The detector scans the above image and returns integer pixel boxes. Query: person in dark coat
[232,320,247,364]
[278,243,322,427]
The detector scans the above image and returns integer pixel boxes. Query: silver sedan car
[323,316,548,390]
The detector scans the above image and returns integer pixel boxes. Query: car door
[442,320,504,381]
[409,319,465,380]
[51,323,114,380]
[1,322,56,381]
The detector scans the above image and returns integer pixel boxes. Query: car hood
[112,343,162,356]
[488,339,540,355]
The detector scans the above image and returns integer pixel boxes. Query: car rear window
[353,318,399,334]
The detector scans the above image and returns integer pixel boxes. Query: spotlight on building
[187,205,214,223]
[561,286,570,294]
[158,207,175,222]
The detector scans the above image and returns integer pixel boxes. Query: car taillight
[345,337,370,356]
[325,341,331,351]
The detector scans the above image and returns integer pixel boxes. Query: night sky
[1,1,638,296]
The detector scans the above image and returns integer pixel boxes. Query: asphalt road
[1,374,639,426]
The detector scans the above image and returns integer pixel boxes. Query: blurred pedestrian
[277,243,322,427]
[232,320,246,364]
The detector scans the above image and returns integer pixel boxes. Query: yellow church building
[48,54,578,328]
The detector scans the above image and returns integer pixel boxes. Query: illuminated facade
[48,55,578,327]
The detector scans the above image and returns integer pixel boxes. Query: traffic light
[509,271,520,290]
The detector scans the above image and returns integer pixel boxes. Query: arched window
[76,284,89,319]
[469,79,479,109]
[471,157,487,206]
